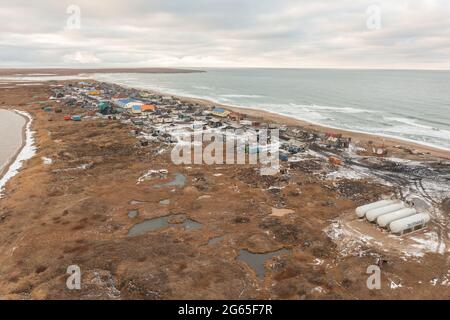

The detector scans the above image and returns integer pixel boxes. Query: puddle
[154,173,186,189]
[208,236,225,245]
[128,210,139,219]
[237,248,290,279]
[128,214,202,237]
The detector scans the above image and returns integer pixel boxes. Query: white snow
[390,281,403,289]
[137,169,168,184]
[326,166,370,180]
[410,231,447,255]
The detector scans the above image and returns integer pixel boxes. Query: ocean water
[0,109,26,173]
[90,69,450,151]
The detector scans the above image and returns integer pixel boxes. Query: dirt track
[0,82,448,299]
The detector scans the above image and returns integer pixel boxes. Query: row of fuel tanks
[356,199,430,235]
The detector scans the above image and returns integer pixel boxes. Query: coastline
[0,109,35,197]
[108,82,450,160]
[2,72,449,158]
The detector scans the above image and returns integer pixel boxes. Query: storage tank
[376,208,417,228]
[355,199,397,218]
[389,213,430,235]
[365,202,405,222]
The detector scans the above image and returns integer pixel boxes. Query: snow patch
[137,169,168,184]
[390,281,403,289]
[41,157,53,165]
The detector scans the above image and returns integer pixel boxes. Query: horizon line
[1,66,450,72]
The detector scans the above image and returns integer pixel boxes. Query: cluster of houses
[49,81,354,162]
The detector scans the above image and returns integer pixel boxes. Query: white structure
[355,199,397,218]
[366,202,405,222]
[389,213,431,235]
[355,199,431,235]
[377,208,417,228]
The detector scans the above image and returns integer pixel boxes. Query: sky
[1,0,450,69]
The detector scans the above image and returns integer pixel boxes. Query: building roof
[131,105,142,113]
[141,104,157,111]
[212,108,230,118]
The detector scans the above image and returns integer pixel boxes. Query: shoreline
[101,80,450,160]
[2,74,449,158]
[0,109,35,197]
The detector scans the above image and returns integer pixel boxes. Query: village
[48,81,356,160]
[41,80,450,237]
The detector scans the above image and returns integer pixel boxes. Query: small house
[141,104,157,112]
[240,120,253,126]
[131,105,142,114]
[229,112,244,122]
[208,118,223,128]
[211,108,230,118]
[125,101,144,110]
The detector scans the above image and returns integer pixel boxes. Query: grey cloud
[0,0,449,69]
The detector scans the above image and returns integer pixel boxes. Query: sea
[2,68,450,150]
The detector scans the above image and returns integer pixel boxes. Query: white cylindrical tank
[376,208,417,228]
[389,213,430,234]
[366,202,405,222]
[355,199,397,218]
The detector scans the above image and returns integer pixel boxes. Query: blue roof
[132,105,142,110]
[115,98,138,106]
[213,108,225,113]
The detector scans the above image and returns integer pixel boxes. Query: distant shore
[0,68,204,77]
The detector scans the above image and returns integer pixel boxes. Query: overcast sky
[1,0,449,69]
